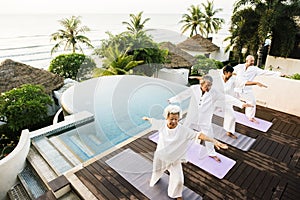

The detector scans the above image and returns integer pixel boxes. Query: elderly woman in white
[168,75,251,162]
[143,105,228,200]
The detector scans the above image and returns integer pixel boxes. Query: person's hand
[189,76,202,80]
[213,140,228,150]
[257,82,267,88]
[280,74,286,77]
[142,116,149,121]
[242,103,253,108]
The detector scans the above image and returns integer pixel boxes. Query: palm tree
[122,11,150,34]
[227,0,300,64]
[93,46,143,76]
[51,16,93,55]
[180,5,203,37]
[200,0,224,38]
[224,7,261,62]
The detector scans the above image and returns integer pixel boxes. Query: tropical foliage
[180,5,203,37]
[226,0,300,62]
[49,53,96,81]
[200,0,225,38]
[122,11,150,34]
[93,46,143,76]
[50,16,93,55]
[94,30,167,76]
[0,84,53,133]
[180,1,224,38]
[287,73,300,80]
[190,55,223,76]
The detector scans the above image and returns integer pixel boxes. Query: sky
[0,0,236,14]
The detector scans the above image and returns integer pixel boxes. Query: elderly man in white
[234,55,282,123]
[210,66,266,139]
[143,105,228,200]
[168,75,251,162]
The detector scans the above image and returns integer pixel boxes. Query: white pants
[239,91,256,119]
[191,124,216,157]
[150,160,184,198]
[223,104,236,133]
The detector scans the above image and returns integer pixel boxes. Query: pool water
[58,75,190,161]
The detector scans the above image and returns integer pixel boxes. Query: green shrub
[288,73,300,80]
[191,55,221,75]
[0,84,53,134]
[49,53,96,81]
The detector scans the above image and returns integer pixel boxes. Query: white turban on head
[163,104,182,119]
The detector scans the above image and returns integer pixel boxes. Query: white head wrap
[163,105,182,119]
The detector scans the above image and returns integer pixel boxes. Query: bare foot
[177,197,183,200]
[249,118,259,124]
[209,156,221,163]
[226,132,238,139]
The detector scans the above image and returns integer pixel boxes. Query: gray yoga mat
[106,148,202,200]
[212,123,256,151]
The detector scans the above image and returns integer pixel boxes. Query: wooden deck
[71,105,300,200]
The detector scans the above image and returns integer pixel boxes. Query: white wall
[0,130,30,200]
[265,56,300,75]
[253,76,300,117]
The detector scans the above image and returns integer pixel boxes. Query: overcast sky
[0,0,236,14]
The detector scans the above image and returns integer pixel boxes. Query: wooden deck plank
[291,126,300,137]
[270,118,281,130]
[75,169,110,199]
[95,159,148,200]
[240,167,259,190]
[251,136,264,151]
[228,162,247,183]
[265,140,280,157]
[253,173,273,198]
[248,170,267,195]
[271,142,284,158]
[92,161,138,199]
[85,164,128,199]
[234,164,253,187]
[262,176,281,199]
[277,144,291,162]
[259,138,274,154]
[286,123,296,135]
[277,121,287,133]
[283,147,296,165]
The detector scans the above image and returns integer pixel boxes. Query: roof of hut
[177,34,220,52]
[0,59,64,94]
[160,41,197,68]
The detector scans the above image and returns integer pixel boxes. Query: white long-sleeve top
[168,84,244,128]
[234,64,281,93]
[149,118,200,166]
[209,69,246,97]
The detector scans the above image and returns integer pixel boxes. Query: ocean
[0,13,232,69]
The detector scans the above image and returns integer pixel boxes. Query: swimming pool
[59,75,189,161]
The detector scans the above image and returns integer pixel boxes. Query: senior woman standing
[143,105,228,200]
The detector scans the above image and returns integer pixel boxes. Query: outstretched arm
[198,133,228,150]
[245,81,267,88]
[168,87,192,104]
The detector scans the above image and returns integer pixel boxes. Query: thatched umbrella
[160,42,197,69]
[177,34,219,52]
[0,59,64,94]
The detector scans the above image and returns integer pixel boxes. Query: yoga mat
[106,148,202,200]
[212,123,256,151]
[149,132,236,179]
[214,109,273,132]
